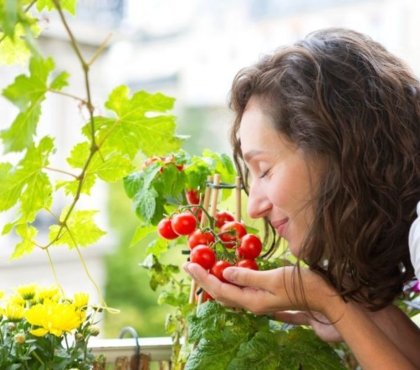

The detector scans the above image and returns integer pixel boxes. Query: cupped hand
[273,311,343,342]
[183,262,331,315]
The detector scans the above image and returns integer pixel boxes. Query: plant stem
[48,88,88,104]
[44,166,78,178]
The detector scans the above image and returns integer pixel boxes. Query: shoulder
[409,201,420,280]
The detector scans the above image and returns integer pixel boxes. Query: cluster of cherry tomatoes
[157,190,263,285]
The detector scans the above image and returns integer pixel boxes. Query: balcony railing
[89,336,173,368]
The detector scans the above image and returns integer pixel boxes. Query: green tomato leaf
[275,327,346,370]
[145,238,168,256]
[48,209,106,248]
[129,224,156,247]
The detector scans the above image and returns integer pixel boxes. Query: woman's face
[239,96,322,256]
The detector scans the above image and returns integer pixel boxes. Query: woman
[184,28,420,369]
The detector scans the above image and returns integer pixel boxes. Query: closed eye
[259,169,270,179]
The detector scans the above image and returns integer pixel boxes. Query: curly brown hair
[229,28,420,310]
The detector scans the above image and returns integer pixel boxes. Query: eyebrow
[242,149,266,163]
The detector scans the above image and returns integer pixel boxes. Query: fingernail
[183,262,190,273]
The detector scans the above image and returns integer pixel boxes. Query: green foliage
[185,302,345,370]
[0,1,183,261]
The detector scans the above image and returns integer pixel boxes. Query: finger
[223,266,290,292]
[184,262,280,312]
[272,310,310,325]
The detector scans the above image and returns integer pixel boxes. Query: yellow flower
[25,300,83,337]
[8,295,25,307]
[5,303,25,321]
[16,283,37,300]
[0,290,5,300]
[73,292,89,309]
[36,285,61,303]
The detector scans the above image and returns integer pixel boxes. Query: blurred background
[1,0,420,338]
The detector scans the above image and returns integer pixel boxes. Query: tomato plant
[186,189,200,205]
[172,212,197,235]
[210,260,233,282]
[190,245,216,270]
[215,210,235,228]
[236,259,259,270]
[188,230,215,249]
[157,218,179,240]
[218,220,247,248]
[237,233,262,259]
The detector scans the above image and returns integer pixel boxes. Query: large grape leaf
[83,85,183,159]
[0,136,54,221]
[11,223,38,258]
[48,209,106,248]
[1,56,68,152]
[36,0,78,14]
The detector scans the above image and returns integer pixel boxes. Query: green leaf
[145,238,169,256]
[48,209,106,248]
[1,56,57,152]
[133,188,158,222]
[275,327,346,370]
[36,0,78,14]
[129,224,156,247]
[0,137,54,221]
[88,152,134,182]
[0,162,22,211]
[49,71,69,90]
[85,86,183,159]
[2,0,18,37]
[12,223,38,259]
[141,255,179,290]
[227,331,285,370]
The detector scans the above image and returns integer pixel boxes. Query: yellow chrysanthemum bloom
[73,292,89,309]
[36,286,61,303]
[16,283,37,300]
[25,300,83,337]
[8,295,25,307]
[0,290,5,300]
[5,303,25,321]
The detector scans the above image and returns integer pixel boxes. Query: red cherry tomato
[237,234,262,259]
[202,291,214,302]
[196,290,213,302]
[215,211,235,228]
[186,189,200,205]
[188,230,215,249]
[171,212,197,235]
[157,218,178,240]
[190,245,216,270]
[210,260,233,282]
[218,221,247,248]
[236,259,259,270]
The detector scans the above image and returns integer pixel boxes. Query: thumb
[223,266,286,291]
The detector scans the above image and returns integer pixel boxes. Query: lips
[271,218,289,237]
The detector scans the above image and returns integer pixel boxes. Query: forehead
[239,97,284,156]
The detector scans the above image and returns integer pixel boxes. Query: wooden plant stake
[188,175,213,305]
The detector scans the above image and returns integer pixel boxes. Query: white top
[409,201,420,280]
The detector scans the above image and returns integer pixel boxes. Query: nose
[247,181,272,219]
